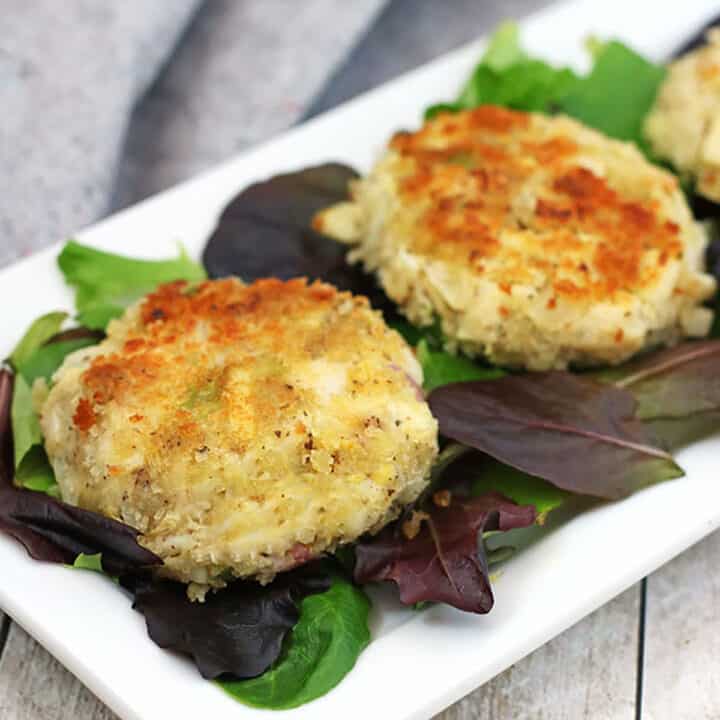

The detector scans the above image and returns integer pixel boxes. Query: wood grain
[435,586,640,720]
[0,622,117,720]
[642,530,720,720]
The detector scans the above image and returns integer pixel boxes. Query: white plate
[2,1,720,718]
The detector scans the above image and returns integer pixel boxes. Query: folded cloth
[1,0,202,268]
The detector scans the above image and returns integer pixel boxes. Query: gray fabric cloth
[113,0,387,210]
[1,0,552,271]
[1,0,202,267]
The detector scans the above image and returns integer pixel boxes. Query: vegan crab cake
[316,106,716,370]
[645,29,720,202]
[39,277,438,598]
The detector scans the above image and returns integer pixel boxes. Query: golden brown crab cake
[40,277,438,596]
[316,106,716,370]
[645,29,720,202]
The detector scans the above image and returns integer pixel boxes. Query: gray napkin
[0,0,201,267]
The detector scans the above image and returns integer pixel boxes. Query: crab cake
[40,278,438,596]
[316,106,716,370]
[645,29,720,202]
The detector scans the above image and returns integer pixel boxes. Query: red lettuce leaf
[45,327,105,346]
[123,566,332,680]
[0,370,12,479]
[354,492,535,613]
[596,341,720,448]
[428,372,682,500]
[707,225,720,337]
[201,164,395,314]
[0,369,160,574]
[603,342,720,418]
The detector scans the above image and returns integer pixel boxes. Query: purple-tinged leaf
[124,566,332,680]
[0,371,15,491]
[595,341,720,449]
[354,492,535,613]
[645,411,720,450]
[602,341,720,418]
[44,327,105,346]
[0,369,160,574]
[707,223,720,338]
[428,372,683,500]
[201,165,394,313]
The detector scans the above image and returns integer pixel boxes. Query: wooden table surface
[2,1,718,718]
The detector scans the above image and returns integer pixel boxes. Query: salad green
[58,240,206,330]
[220,578,371,709]
[427,23,666,156]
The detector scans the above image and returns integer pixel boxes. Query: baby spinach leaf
[417,340,504,392]
[8,312,67,370]
[220,577,370,709]
[429,372,683,500]
[58,240,206,330]
[354,492,535,613]
[126,566,332,681]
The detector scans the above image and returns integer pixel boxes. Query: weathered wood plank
[435,586,640,720]
[642,530,720,720]
[0,622,117,720]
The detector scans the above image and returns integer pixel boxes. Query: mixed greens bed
[2,22,720,711]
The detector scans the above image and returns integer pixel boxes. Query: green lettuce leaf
[10,374,58,495]
[17,338,98,385]
[9,312,67,369]
[558,41,666,151]
[426,23,665,154]
[72,552,105,573]
[15,445,58,496]
[9,324,100,496]
[220,577,370,709]
[11,374,42,470]
[58,240,206,330]
[426,22,579,119]
[469,457,568,522]
[481,21,527,71]
[418,340,504,392]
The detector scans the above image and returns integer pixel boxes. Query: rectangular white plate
[2,1,720,718]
